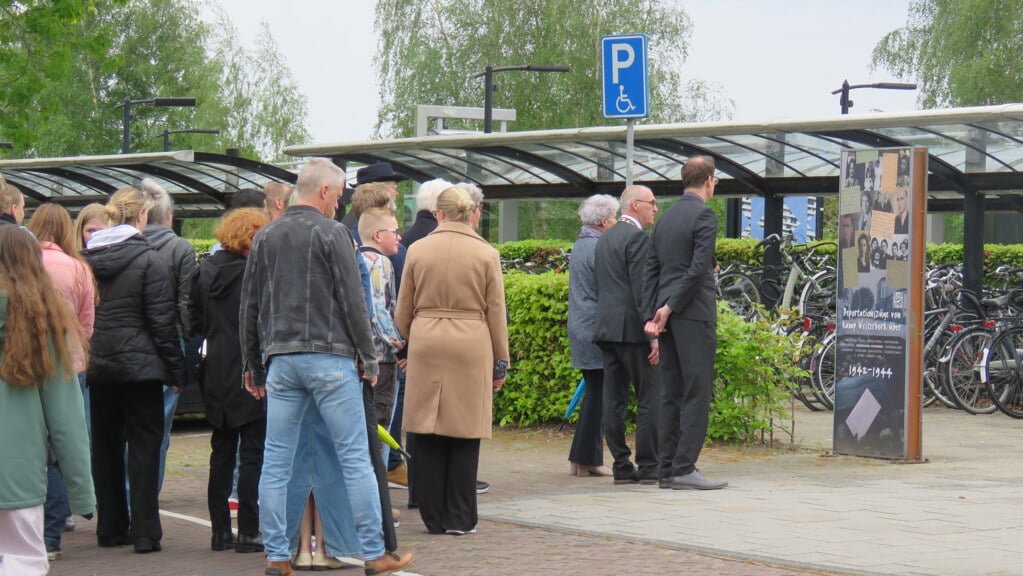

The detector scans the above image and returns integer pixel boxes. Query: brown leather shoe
[265,560,296,576]
[364,551,412,575]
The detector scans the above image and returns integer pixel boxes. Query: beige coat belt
[415,309,485,320]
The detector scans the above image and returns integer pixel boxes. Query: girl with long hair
[82,188,186,554]
[0,226,95,575]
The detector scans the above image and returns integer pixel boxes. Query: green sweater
[0,293,95,513]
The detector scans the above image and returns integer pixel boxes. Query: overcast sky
[213,0,917,145]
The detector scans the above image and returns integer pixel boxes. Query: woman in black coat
[82,188,186,554]
[189,208,270,553]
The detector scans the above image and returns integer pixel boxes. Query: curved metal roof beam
[106,164,227,205]
[752,134,841,171]
[535,143,626,181]
[645,138,768,197]
[467,146,588,186]
[572,141,673,181]
[194,152,298,183]
[911,126,1015,172]
[331,152,463,184]
[710,135,808,177]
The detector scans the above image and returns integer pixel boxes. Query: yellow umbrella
[378,424,411,461]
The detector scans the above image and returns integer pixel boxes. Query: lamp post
[473,64,569,133]
[832,80,917,114]
[118,97,197,153]
[157,128,220,152]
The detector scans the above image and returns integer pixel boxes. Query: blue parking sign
[602,34,649,119]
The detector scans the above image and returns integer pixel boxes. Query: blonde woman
[396,185,509,535]
[82,188,186,554]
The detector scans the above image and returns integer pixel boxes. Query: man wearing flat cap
[341,162,407,233]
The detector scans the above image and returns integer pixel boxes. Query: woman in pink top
[26,203,96,560]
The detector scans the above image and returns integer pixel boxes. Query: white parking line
[158,509,421,575]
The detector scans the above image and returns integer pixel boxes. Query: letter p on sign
[610,44,634,84]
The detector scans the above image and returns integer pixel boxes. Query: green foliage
[0,0,309,161]
[495,239,573,262]
[373,0,734,138]
[709,302,799,444]
[496,271,577,426]
[185,238,217,256]
[873,0,1023,108]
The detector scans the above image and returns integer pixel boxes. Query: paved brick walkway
[48,406,1021,575]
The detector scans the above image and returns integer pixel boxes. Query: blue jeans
[285,409,359,557]
[260,353,383,562]
[43,451,69,551]
[158,385,179,494]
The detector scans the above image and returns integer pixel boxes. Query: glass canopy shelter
[287,103,1023,295]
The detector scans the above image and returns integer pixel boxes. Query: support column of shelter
[762,144,785,309]
[963,133,986,299]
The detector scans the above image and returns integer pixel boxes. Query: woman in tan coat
[395,184,509,535]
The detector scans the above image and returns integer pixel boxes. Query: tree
[872,0,1023,109]
[0,0,309,161]
[374,0,733,138]
[873,0,1023,241]
[374,0,734,240]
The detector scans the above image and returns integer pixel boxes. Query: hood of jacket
[143,225,178,252]
[204,250,247,299]
[83,235,152,280]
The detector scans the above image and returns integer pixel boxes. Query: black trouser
[568,368,606,467]
[386,369,406,472]
[600,342,659,478]
[90,380,164,543]
[658,318,716,478]
[362,380,397,552]
[208,418,265,536]
[412,434,479,534]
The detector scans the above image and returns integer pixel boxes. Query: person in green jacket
[0,225,95,575]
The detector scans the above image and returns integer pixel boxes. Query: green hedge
[496,239,573,263]
[497,271,577,426]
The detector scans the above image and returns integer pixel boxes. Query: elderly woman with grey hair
[567,194,619,476]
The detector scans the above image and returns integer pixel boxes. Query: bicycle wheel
[799,270,836,323]
[983,326,1023,418]
[718,271,761,320]
[811,333,835,410]
[939,326,997,415]
[791,326,828,411]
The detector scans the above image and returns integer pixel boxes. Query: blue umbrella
[559,378,587,430]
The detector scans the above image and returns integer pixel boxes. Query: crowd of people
[0,155,724,576]
[0,159,518,576]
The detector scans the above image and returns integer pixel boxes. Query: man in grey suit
[646,156,727,490]
[594,185,661,485]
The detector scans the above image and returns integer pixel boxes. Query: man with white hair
[241,158,413,576]
[140,178,197,494]
[400,178,450,247]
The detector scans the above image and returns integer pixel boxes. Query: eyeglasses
[712,177,720,185]
[376,228,401,237]
[635,199,658,207]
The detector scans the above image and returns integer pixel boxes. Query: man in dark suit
[594,185,661,485]
[646,156,727,490]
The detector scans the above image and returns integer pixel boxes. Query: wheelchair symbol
[615,84,636,113]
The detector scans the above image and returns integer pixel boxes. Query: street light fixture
[156,128,220,152]
[831,80,917,114]
[117,96,197,153]
[473,64,570,133]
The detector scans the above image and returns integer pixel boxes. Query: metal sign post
[602,34,649,187]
